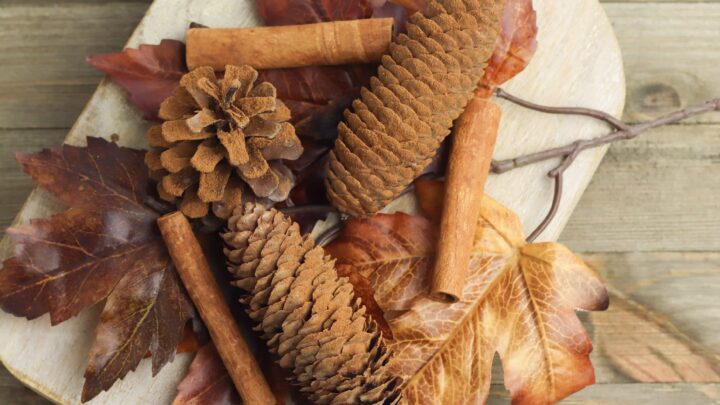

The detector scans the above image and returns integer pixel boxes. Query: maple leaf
[325,179,609,405]
[0,137,194,402]
[87,40,187,121]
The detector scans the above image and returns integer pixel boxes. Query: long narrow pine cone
[145,65,303,220]
[326,0,505,216]
[223,203,403,405]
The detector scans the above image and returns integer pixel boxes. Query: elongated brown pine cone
[145,65,303,220]
[223,203,403,405]
[326,0,505,216]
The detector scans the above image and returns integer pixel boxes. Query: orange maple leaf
[327,179,608,404]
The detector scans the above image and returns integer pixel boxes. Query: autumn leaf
[256,0,374,26]
[173,342,312,405]
[87,40,187,121]
[0,137,194,402]
[478,0,538,96]
[325,179,609,404]
[173,344,241,405]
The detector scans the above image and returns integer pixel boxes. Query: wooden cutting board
[0,0,625,404]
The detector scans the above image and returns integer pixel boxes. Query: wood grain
[487,383,720,404]
[605,3,720,124]
[0,3,717,128]
[0,129,66,233]
[560,124,720,252]
[0,367,48,405]
[0,4,148,129]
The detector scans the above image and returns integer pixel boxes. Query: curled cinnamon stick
[186,18,394,71]
[157,212,275,405]
[430,98,502,303]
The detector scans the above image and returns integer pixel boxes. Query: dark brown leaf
[173,342,310,405]
[254,0,378,124]
[173,344,241,405]
[256,0,374,26]
[324,213,436,333]
[87,40,187,121]
[0,137,194,402]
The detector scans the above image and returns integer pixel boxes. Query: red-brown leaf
[173,342,310,405]
[324,213,436,333]
[478,0,538,96]
[173,344,241,405]
[256,0,374,25]
[87,40,187,121]
[253,0,380,123]
[0,137,194,402]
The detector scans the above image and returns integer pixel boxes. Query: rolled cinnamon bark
[430,98,502,303]
[157,211,275,405]
[186,18,394,70]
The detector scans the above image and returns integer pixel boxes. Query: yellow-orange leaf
[326,180,608,405]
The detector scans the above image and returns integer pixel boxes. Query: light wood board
[0,0,625,404]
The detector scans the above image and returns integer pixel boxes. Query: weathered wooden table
[1,0,718,404]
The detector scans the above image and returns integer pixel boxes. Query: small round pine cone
[223,203,403,405]
[325,0,505,217]
[145,65,303,220]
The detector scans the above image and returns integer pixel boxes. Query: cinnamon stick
[430,97,502,303]
[157,212,275,405]
[186,18,394,71]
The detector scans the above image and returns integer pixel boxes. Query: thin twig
[495,88,630,131]
[492,89,720,175]
[526,171,563,243]
[493,88,720,241]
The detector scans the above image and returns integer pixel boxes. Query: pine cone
[223,203,403,405]
[145,65,303,220]
[326,0,505,216]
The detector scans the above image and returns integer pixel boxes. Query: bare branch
[496,88,720,241]
[491,89,720,175]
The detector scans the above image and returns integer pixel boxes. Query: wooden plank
[487,383,720,404]
[0,3,718,129]
[0,366,49,405]
[0,129,67,233]
[583,251,720,385]
[0,3,148,129]
[560,124,720,252]
[603,3,720,124]
[583,252,720,353]
[591,291,720,383]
